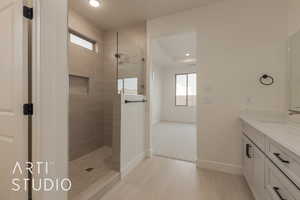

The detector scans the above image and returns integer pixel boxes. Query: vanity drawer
[241,120,265,151]
[265,159,300,200]
[265,161,300,200]
[266,139,300,189]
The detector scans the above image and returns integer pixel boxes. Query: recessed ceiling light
[89,0,100,7]
[185,53,190,57]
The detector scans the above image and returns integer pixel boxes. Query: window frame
[175,73,196,107]
[69,29,97,52]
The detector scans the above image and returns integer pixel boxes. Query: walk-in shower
[67,2,146,199]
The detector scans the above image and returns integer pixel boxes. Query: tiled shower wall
[115,23,147,95]
[102,31,117,146]
[68,9,147,161]
[102,23,147,147]
[68,10,107,160]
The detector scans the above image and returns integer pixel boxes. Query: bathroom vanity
[240,27,300,200]
[241,116,300,200]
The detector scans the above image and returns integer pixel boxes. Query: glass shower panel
[116,23,146,95]
[124,78,138,95]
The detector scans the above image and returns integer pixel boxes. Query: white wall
[289,0,300,36]
[148,0,288,174]
[160,66,197,123]
[151,65,163,124]
[33,0,69,200]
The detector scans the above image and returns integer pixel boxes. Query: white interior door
[0,0,28,199]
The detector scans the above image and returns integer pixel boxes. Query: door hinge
[23,6,33,20]
[23,103,33,116]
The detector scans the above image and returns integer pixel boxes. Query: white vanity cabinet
[265,158,299,200]
[241,119,300,200]
[242,136,253,186]
[242,135,266,200]
[266,139,300,189]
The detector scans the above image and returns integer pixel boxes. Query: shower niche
[69,75,89,95]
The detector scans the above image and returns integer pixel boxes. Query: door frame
[31,0,69,199]
[145,32,199,164]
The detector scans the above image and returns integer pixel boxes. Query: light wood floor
[101,157,254,200]
[152,122,197,162]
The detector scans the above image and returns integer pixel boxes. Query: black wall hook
[259,74,274,86]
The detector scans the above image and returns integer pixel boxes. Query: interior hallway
[101,157,254,200]
[152,122,197,162]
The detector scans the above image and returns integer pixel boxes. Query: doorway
[150,32,197,163]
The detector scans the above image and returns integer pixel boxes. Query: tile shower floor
[69,146,120,200]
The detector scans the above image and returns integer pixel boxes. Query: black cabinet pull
[274,153,290,164]
[273,187,287,200]
[246,144,251,158]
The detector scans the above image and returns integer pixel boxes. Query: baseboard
[154,154,196,163]
[146,148,153,158]
[151,120,160,125]
[121,152,146,178]
[197,160,242,175]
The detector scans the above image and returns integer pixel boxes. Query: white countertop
[240,114,300,158]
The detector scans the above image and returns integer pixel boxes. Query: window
[69,32,95,51]
[118,77,138,95]
[175,74,187,106]
[175,73,197,106]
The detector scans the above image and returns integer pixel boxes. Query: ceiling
[152,32,197,68]
[69,0,220,30]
